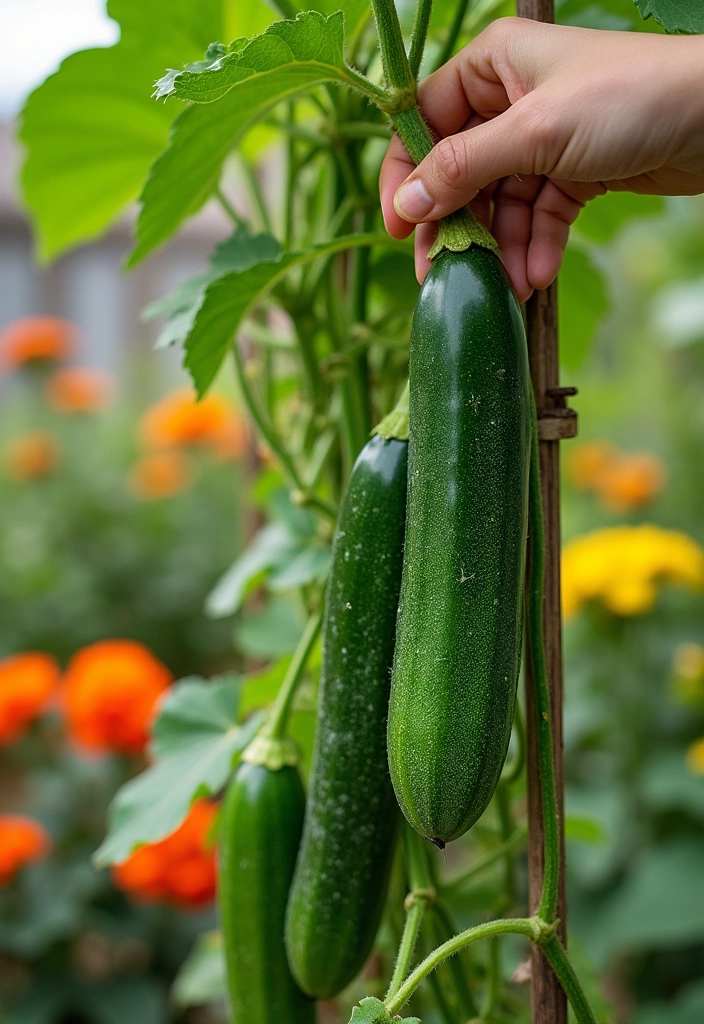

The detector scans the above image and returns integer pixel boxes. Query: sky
[0,0,117,118]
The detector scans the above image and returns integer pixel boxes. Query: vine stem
[409,0,434,79]
[385,918,541,1017]
[386,827,436,1002]
[215,187,247,229]
[542,938,598,1024]
[370,0,414,92]
[263,607,323,742]
[527,388,560,923]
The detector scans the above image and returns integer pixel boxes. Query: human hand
[380,19,704,301]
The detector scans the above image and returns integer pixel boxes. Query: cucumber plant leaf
[559,244,608,371]
[633,0,704,32]
[172,931,226,1009]
[142,227,281,350]
[129,12,381,266]
[349,997,421,1024]
[94,676,263,865]
[18,0,253,262]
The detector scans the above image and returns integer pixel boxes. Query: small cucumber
[219,761,315,1023]
[388,247,531,845]
[286,434,407,999]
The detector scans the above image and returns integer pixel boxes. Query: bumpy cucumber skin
[219,762,315,1024]
[388,248,531,845]
[286,435,407,999]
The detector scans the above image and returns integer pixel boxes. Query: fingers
[393,100,544,225]
[380,135,416,239]
[526,181,586,291]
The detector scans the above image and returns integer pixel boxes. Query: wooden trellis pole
[516,4,577,1023]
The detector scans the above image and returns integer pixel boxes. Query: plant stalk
[409,0,434,79]
[527,389,560,924]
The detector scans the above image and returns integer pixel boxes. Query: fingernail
[394,178,435,222]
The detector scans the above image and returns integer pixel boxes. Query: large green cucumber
[388,247,531,845]
[219,761,315,1024]
[286,434,407,999]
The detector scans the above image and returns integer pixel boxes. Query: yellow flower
[562,524,704,619]
[686,738,704,776]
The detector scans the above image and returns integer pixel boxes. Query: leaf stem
[238,156,272,234]
[231,339,304,493]
[264,607,323,742]
[501,697,526,786]
[215,186,247,228]
[385,918,541,1016]
[527,389,560,924]
[409,0,434,79]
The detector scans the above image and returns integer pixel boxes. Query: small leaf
[348,996,421,1024]
[565,815,608,845]
[95,676,263,864]
[143,227,280,350]
[235,596,304,658]
[205,522,299,617]
[268,543,331,591]
[633,0,704,33]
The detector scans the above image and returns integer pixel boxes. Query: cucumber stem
[243,607,323,770]
[408,0,434,79]
[374,381,409,440]
[386,827,437,1003]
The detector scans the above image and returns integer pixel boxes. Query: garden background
[1,1,703,1023]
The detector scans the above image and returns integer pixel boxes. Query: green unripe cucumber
[388,247,531,845]
[286,434,407,999]
[219,761,315,1024]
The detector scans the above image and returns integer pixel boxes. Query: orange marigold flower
[0,815,51,885]
[596,452,666,512]
[4,431,61,481]
[0,317,75,371]
[0,652,60,745]
[46,367,113,415]
[129,451,190,501]
[112,800,218,908]
[140,389,246,460]
[566,441,617,491]
[63,640,172,755]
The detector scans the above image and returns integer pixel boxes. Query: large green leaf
[181,233,405,394]
[129,12,380,265]
[634,980,704,1024]
[634,0,704,32]
[18,0,273,262]
[94,676,263,865]
[348,997,420,1024]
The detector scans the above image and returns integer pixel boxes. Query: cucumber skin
[219,762,315,1024]
[388,248,531,845]
[286,435,407,999]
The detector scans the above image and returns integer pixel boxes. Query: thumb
[393,101,549,223]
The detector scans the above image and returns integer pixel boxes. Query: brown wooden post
[515,3,575,1020]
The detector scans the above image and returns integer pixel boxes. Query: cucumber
[286,434,407,999]
[219,761,315,1024]
[388,247,531,845]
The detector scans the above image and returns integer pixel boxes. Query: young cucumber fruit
[219,761,315,1024]
[286,434,407,999]
[388,247,531,846]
